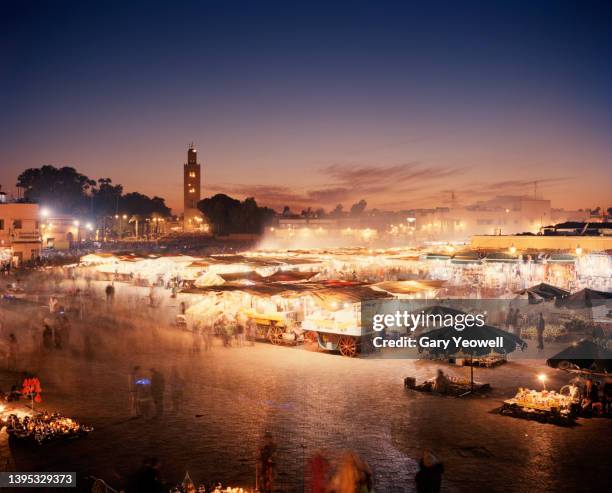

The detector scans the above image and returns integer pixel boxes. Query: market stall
[500,388,578,425]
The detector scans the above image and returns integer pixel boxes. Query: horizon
[1,0,611,213]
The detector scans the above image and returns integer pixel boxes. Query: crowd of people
[571,375,612,417]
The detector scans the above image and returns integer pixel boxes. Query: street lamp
[40,207,50,218]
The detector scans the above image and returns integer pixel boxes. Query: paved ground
[0,276,610,492]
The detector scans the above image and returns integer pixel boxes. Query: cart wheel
[268,326,284,345]
[338,336,357,357]
[304,331,318,345]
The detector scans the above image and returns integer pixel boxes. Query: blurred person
[136,372,153,418]
[169,366,185,413]
[42,324,53,350]
[512,308,522,338]
[128,365,141,417]
[327,451,373,493]
[308,451,330,493]
[247,318,256,346]
[415,449,444,493]
[192,324,202,353]
[603,380,612,415]
[48,296,58,313]
[235,320,245,347]
[257,432,277,493]
[536,313,545,350]
[6,333,17,371]
[202,322,213,351]
[148,286,156,307]
[433,369,450,394]
[590,380,603,416]
[581,379,596,415]
[133,457,164,493]
[105,283,115,304]
[150,368,165,418]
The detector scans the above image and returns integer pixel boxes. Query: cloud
[321,162,460,187]
[206,162,464,210]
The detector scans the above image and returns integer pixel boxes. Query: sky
[1,0,611,213]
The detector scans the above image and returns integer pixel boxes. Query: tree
[16,165,96,215]
[331,204,344,217]
[197,194,275,235]
[120,192,171,217]
[300,207,313,218]
[91,178,123,217]
[15,165,172,218]
[350,199,367,216]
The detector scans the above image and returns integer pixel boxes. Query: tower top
[186,143,198,165]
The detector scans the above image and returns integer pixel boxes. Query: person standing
[150,368,165,418]
[536,313,545,350]
[415,449,444,493]
[105,283,115,304]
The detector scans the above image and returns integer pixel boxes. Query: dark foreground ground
[0,277,610,492]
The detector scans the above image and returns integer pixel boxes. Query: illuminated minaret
[183,143,202,230]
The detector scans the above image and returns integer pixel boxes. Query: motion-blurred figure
[150,368,165,418]
[105,283,115,304]
[169,366,185,413]
[257,432,276,493]
[536,312,545,350]
[415,449,444,493]
[6,333,17,371]
[128,365,141,417]
[326,452,372,493]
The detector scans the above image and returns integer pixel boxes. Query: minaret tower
[183,143,202,230]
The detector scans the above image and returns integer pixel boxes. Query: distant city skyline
[1,1,610,213]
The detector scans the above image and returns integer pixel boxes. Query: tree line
[16,165,171,219]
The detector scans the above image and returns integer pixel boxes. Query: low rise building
[0,201,42,264]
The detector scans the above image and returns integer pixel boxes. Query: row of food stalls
[80,248,612,293]
[79,248,611,355]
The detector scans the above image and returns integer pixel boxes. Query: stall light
[509,245,517,255]
[40,207,50,218]
[537,373,547,389]
[122,214,128,219]
[73,220,80,227]
[86,223,93,231]
[575,245,582,256]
